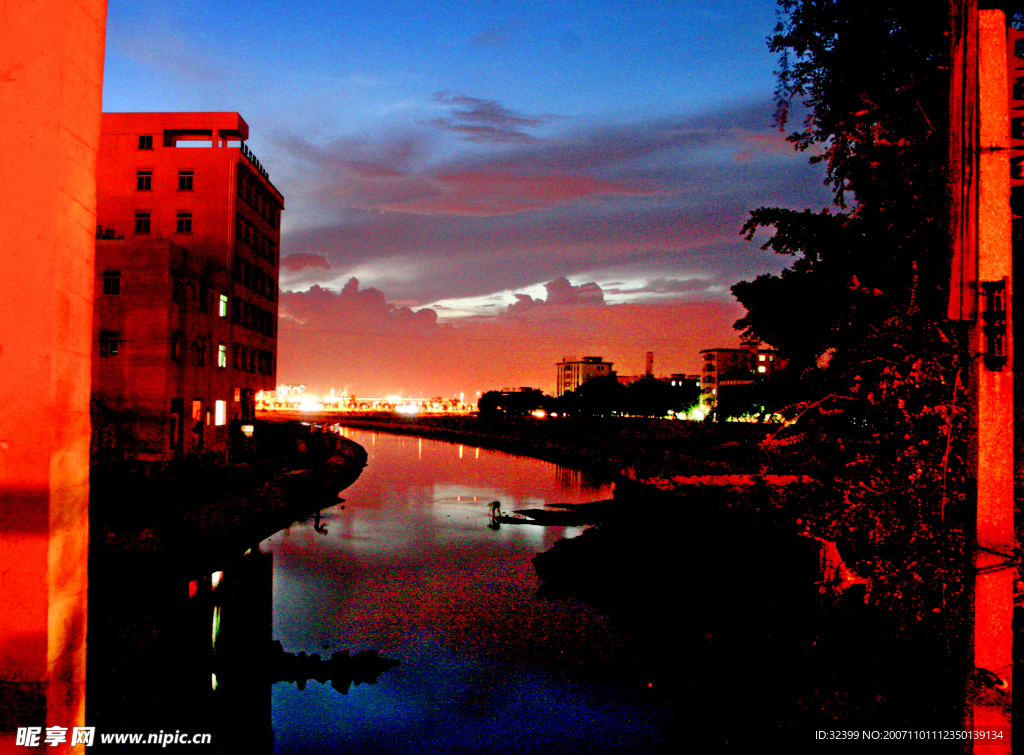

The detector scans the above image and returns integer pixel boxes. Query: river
[260,427,670,754]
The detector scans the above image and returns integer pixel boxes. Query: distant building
[555,356,614,396]
[699,340,783,414]
[92,112,283,460]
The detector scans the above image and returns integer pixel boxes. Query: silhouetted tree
[731,1,968,619]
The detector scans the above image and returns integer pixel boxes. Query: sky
[102,0,832,398]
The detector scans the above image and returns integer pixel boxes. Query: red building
[92,112,283,460]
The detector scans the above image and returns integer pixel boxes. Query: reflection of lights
[212,606,221,648]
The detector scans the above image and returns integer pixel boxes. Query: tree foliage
[732,1,968,618]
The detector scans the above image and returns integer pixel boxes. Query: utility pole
[950,3,1014,752]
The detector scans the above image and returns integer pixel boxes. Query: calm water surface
[261,428,667,754]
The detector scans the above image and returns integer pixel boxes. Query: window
[758,366,766,374]
[99,330,120,357]
[194,340,206,366]
[178,170,194,191]
[138,135,153,150]
[758,354,766,362]
[176,212,192,233]
[218,343,227,368]
[135,212,151,234]
[136,170,152,191]
[198,282,209,313]
[102,270,121,295]
[215,400,227,426]
[172,275,184,303]
[171,334,184,363]
[219,294,228,318]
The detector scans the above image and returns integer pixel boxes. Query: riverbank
[258,410,821,482]
[91,420,368,579]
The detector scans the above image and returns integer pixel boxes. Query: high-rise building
[92,112,283,460]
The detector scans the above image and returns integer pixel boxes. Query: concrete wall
[0,0,108,748]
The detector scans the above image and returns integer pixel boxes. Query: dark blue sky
[103,0,831,396]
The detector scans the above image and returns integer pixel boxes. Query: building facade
[92,112,283,460]
[555,356,614,396]
[699,340,783,414]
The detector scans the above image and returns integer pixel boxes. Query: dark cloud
[275,98,831,305]
[426,92,555,143]
[279,278,438,331]
[281,253,330,273]
[471,21,521,48]
[606,277,715,296]
[507,277,605,315]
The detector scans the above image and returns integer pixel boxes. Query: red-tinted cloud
[281,253,330,273]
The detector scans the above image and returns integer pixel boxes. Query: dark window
[172,275,184,303]
[176,212,192,233]
[199,282,210,313]
[102,270,121,295]
[138,135,153,150]
[171,334,184,363]
[194,340,207,366]
[135,212,151,234]
[178,171,194,191]
[99,330,120,357]
[136,170,152,191]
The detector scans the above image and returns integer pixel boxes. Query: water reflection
[262,428,665,754]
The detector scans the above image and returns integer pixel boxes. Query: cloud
[506,277,605,315]
[276,275,747,398]
[279,278,438,332]
[425,92,556,144]
[606,277,715,296]
[381,170,654,216]
[273,98,832,307]
[470,21,521,48]
[281,253,331,273]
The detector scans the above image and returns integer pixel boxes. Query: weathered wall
[0,0,107,749]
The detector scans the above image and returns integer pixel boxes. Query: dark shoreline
[258,410,805,482]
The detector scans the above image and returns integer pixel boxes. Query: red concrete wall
[0,0,107,749]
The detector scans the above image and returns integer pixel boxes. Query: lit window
[219,294,228,317]
[178,170,194,191]
[102,270,121,295]
[215,400,226,426]
[99,330,120,357]
[218,344,227,368]
[758,354,766,362]
[138,135,153,150]
[136,170,152,191]
[176,212,192,233]
[758,366,766,373]
[135,212,151,234]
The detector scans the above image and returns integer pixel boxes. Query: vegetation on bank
[91,421,367,577]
